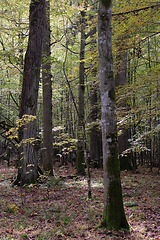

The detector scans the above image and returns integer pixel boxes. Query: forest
[0,0,160,239]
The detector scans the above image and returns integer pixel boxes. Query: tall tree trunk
[42,0,53,175]
[77,9,86,174]
[90,85,102,167]
[115,52,132,170]
[89,26,102,168]
[15,0,45,186]
[98,1,129,230]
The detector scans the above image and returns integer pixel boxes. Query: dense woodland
[0,0,159,170]
[0,0,160,238]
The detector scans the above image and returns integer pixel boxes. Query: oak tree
[16,0,45,185]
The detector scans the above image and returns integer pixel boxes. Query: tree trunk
[115,52,132,170]
[77,10,86,175]
[90,87,102,168]
[98,1,129,230]
[42,0,53,175]
[16,0,45,186]
[89,26,102,168]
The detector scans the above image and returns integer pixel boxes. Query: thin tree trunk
[98,1,129,230]
[90,86,102,167]
[89,26,102,168]
[42,0,53,175]
[15,0,45,186]
[77,9,86,175]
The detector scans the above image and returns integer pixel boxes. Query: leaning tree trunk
[98,0,129,230]
[16,0,45,186]
[42,0,53,175]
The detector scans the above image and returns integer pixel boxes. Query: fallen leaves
[0,165,159,239]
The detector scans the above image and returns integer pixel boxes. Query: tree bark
[98,1,129,230]
[115,52,132,170]
[90,86,102,167]
[89,26,102,168]
[77,10,86,175]
[16,0,45,185]
[42,0,53,175]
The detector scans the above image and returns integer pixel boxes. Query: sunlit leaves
[5,114,36,146]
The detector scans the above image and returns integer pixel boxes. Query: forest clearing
[0,164,159,240]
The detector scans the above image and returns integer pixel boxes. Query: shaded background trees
[0,0,159,172]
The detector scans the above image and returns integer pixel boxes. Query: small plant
[38,174,49,184]
[5,114,36,147]
[124,201,137,207]
[55,230,66,238]
[88,207,95,223]
[39,230,55,239]
[62,212,72,226]
[5,203,19,213]
[20,233,28,239]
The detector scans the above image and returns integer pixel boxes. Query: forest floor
[0,164,160,240]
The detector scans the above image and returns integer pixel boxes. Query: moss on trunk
[98,1,129,231]
[100,178,129,230]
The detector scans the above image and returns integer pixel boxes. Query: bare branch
[112,3,160,17]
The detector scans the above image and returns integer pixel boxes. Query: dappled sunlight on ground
[0,165,159,239]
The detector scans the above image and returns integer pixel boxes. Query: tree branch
[9,91,19,109]
[113,3,160,16]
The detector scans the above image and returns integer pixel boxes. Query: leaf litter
[0,165,159,239]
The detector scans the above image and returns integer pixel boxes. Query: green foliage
[113,0,160,159]
[0,0,159,170]
[20,233,29,239]
[53,126,78,153]
[0,0,29,127]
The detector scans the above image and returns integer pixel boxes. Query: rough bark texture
[98,1,129,230]
[77,10,86,175]
[42,0,53,175]
[17,0,45,185]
